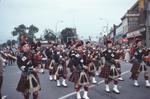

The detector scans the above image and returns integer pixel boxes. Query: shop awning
[126,28,145,38]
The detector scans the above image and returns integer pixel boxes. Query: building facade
[145,0,150,47]
[115,23,123,43]
[112,0,147,45]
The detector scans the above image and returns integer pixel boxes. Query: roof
[121,1,139,20]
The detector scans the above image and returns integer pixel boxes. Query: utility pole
[145,0,150,48]
[55,20,63,43]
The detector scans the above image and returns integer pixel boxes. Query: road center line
[58,70,130,99]
[2,95,7,99]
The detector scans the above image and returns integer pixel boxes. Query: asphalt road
[1,61,150,99]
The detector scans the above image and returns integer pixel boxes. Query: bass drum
[144,56,150,66]
[144,57,150,62]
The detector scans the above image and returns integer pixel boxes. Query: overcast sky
[0,0,137,43]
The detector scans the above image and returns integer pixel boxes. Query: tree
[11,24,27,36]
[61,28,77,43]
[2,43,7,48]
[11,24,39,44]
[7,40,12,47]
[28,25,39,43]
[28,25,39,35]
[43,29,56,41]
[11,39,17,46]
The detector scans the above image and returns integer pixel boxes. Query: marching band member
[130,39,150,87]
[84,47,97,84]
[69,41,90,99]
[16,42,41,99]
[100,40,120,94]
[45,42,56,81]
[85,41,97,84]
[54,45,67,87]
[32,44,44,74]
[124,46,131,63]
[0,54,5,99]
[114,44,124,81]
[94,46,103,76]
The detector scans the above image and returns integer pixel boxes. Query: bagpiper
[53,44,68,87]
[16,42,41,99]
[69,41,90,99]
[94,45,103,76]
[114,44,124,81]
[130,39,150,87]
[45,41,57,81]
[100,40,120,94]
[32,42,44,74]
[84,42,97,84]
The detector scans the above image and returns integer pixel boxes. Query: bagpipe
[144,56,150,62]
[130,47,150,63]
[144,48,150,62]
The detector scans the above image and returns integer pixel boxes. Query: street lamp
[99,18,109,35]
[55,20,63,33]
[55,20,63,42]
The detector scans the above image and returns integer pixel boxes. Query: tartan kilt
[56,64,67,78]
[93,60,100,70]
[89,71,96,77]
[100,65,110,78]
[115,62,121,74]
[130,62,141,73]
[45,59,51,70]
[49,64,57,75]
[100,62,119,79]
[130,62,140,80]
[67,58,74,68]
[68,59,76,72]
[69,71,89,85]
[130,62,147,80]
[88,63,96,77]
[62,61,67,75]
[69,71,80,83]
[46,59,57,74]
[56,70,67,78]
[115,62,121,68]
[16,72,40,94]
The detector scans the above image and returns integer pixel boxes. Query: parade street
[2,61,150,99]
[1,0,150,99]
